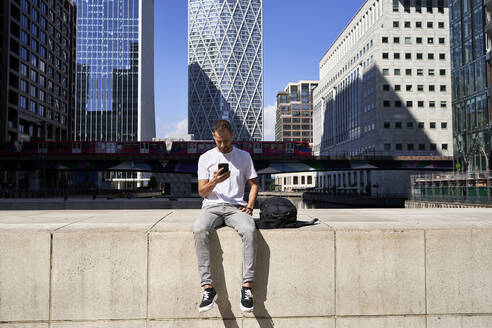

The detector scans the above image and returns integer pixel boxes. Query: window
[393,0,399,12]
[19,95,27,109]
[39,90,45,101]
[440,85,446,91]
[439,38,445,44]
[395,101,402,107]
[393,21,399,28]
[430,144,437,151]
[406,85,412,91]
[396,144,403,150]
[418,122,425,129]
[395,122,402,129]
[427,0,433,13]
[407,122,414,129]
[416,21,422,28]
[20,63,28,77]
[419,144,426,150]
[395,84,401,91]
[417,85,424,91]
[428,69,435,76]
[429,85,435,91]
[405,53,412,59]
[430,122,436,129]
[441,101,447,108]
[407,144,414,150]
[405,37,412,44]
[30,69,37,82]
[383,84,390,91]
[405,69,412,76]
[29,100,36,113]
[442,144,448,150]
[428,53,434,60]
[438,22,445,28]
[417,53,423,60]
[418,101,424,107]
[416,37,422,44]
[394,37,400,44]
[31,23,38,36]
[21,14,29,28]
[417,69,424,76]
[428,37,434,44]
[427,22,433,28]
[31,54,37,67]
[384,143,391,151]
[384,100,390,107]
[394,68,401,75]
[383,52,389,59]
[20,47,28,61]
[416,0,422,12]
[394,53,400,59]
[21,31,28,45]
[440,69,446,76]
[441,122,448,129]
[429,101,435,107]
[405,21,411,28]
[30,85,36,97]
[406,101,413,107]
[382,36,388,43]
[384,122,390,128]
[19,79,27,92]
[439,53,445,60]
[383,69,389,76]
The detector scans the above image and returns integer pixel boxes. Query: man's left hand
[240,206,253,216]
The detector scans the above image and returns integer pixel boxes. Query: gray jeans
[193,203,257,287]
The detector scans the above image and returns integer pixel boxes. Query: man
[194,120,258,313]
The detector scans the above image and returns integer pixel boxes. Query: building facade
[450,0,491,172]
[275,80,318,142]
[73,0,155,142]
[0,0,76,142]
[188,0,263,141]
[313,0,453,157]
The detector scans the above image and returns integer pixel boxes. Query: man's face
[213,130,233,153]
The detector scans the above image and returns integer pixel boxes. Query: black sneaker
[240,286,254,312]
[198,287,217,312]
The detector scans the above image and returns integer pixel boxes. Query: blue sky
[154,0,365,140]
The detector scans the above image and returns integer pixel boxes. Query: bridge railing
[410,171,492,204]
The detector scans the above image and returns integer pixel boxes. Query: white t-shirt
[198,146,257,207]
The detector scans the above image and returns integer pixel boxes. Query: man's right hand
[211,167,231,185]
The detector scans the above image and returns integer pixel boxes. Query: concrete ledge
[1,209,492,326]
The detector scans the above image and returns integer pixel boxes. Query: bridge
[0,153,453,174]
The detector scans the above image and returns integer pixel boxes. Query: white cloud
[263,104,276,141]
[156,117,189,138]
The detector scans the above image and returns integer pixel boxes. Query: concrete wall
[1,208,492,327]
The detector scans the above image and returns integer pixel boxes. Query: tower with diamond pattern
[188,0,263,140]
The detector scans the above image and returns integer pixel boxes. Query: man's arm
[198,168,230,198]
[240,178,258,215]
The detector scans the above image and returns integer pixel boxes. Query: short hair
[213,120,233,135]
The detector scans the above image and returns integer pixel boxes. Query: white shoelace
[243,289,253,300]
[202,291,211,301]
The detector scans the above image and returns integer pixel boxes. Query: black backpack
[255,197,318,229]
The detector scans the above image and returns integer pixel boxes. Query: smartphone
[218,163,229,175]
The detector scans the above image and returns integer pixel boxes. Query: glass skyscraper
[188,0,263,141]
[74,0,155,141]
[450,0,491,171]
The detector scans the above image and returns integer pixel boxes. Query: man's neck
[217,146,233,154]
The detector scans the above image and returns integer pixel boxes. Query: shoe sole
[198,294,218,313]
[240,304,254,312]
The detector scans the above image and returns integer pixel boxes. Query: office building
[313,0,453,157]
[275,80,318,142]
[188,0,263,140]
[0,0,76,142]
[73,0,155,142]
[450,0,491,171]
